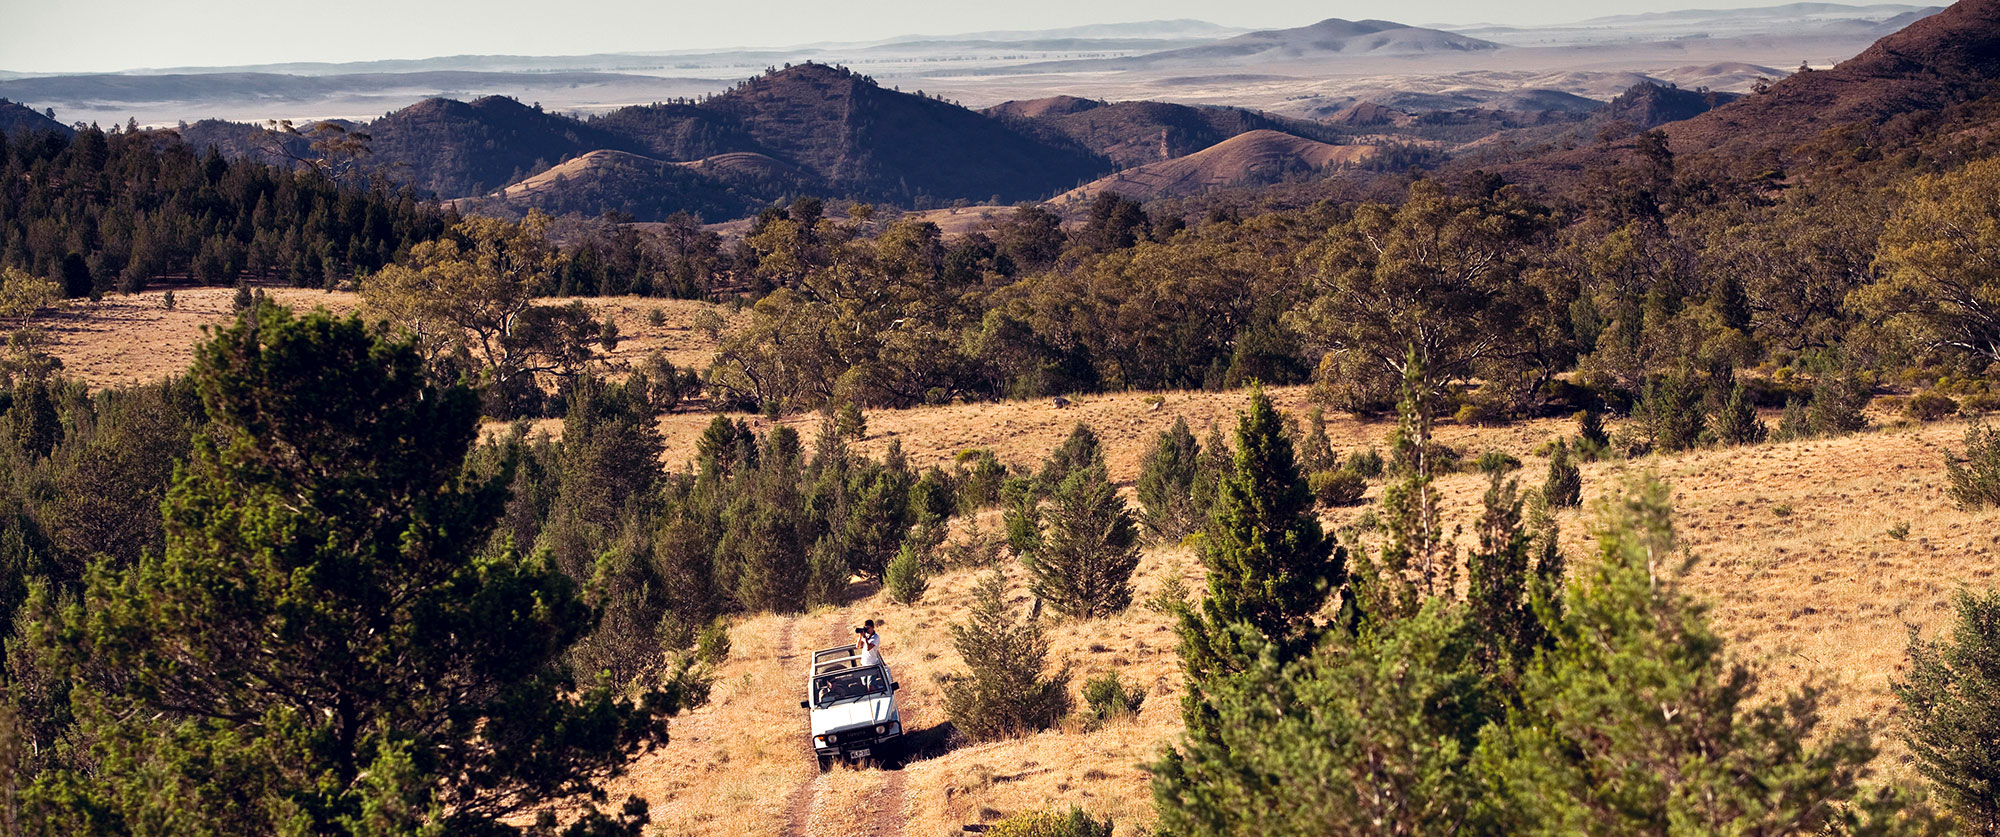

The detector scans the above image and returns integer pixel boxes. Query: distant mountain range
[985,18,1503,74]
[1487,0,2000,183]
[154,61,1385,221]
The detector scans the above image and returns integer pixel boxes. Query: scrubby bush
[1543,438,1582,508]
[955,448,1008,512]
[1775,397,1812,442]
[940,572,1072,742]
[988,807,1114,837]
[1908,391,1960,422]
[1945,423,2000,510]
[1806,374,1871,436]
[1454,400,1505,427]
[1577,407,1610,452]
[835,400,867,441]
[1475,450,1523,474]
[1082,670,1146,723]
[1297,407,1337,473]
[943,518,1005,569]
[1310,468,1368,507]
[1344,447,1385,479]
[1639,373,1706,453]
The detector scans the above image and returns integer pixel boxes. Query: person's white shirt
[859,631,881,666]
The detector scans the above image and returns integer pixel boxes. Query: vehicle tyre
[816,754,832,773]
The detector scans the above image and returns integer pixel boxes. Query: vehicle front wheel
[816,754,832,773]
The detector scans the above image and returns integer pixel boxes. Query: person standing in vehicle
[857,619,881,666]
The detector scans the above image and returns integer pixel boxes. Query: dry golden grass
[34,301,2000,832]
[37,287,739,388]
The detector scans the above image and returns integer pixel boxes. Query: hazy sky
[2,0,1828,74]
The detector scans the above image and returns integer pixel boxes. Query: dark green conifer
[1894,587,2000,833]
[28,305,682,834]
[940,572,1071,742]
[1026,460,1141,619]
[1136,417,1204,542]
[1714,382,1769,446]
[1543,437,1582,509]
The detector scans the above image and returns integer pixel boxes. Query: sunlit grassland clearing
[36,298,1996,829]
[36,287,741,389]
[635,384,1998,832]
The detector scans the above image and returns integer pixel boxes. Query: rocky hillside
[1662,0,2000,161]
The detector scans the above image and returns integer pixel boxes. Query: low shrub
[1946,423,2000,509]
[1964,393,2000,414]
[696,619,731,666]
[1082,671,1145,723]
[1343,447,1385,479]
[1309,468,1368,507]
[1454,400,1505,427]
[1475,450,1522,474]
[1907,391,1960,422]
[1543,438,1582,509]
[988,807,1115,837]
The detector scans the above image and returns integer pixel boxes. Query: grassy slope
[37,298,2000,833]
[647,386,1998,835]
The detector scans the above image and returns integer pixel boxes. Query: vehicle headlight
[825,733,838,744]
[875,724,887,735]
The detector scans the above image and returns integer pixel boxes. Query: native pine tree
[1714,381,1768,446]
[1135,416,1204,542]
[940,571,1071,742]
[1895,587,2000,834]
[1154,386,1341,831]
[1040,421,1103,489]
[1543,437,1583,509]
[21,304,683,835]
[1354,353,1452,623]
[1476,476,1899,834]
[1024,458,1141,619]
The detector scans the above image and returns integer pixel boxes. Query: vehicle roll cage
[811,645,868,675]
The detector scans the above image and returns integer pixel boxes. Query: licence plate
[848,749,871,759]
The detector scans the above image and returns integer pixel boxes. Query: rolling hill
[348,64,1110,215]
[451,148,811,221]
[1052,129,1375,206]
[0,99,71,137]
[687,63,1104,202]
[1659,0,2000,162]
[1476,0,2000,186]
[982,96,1348,168]
[364,95,633,198]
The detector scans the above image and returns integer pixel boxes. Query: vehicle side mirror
[799,700,809,709]
[891,682,900,692]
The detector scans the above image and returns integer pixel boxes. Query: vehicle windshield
[811,665,888,708]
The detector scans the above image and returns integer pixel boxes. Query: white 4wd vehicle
[801,645,903,769]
